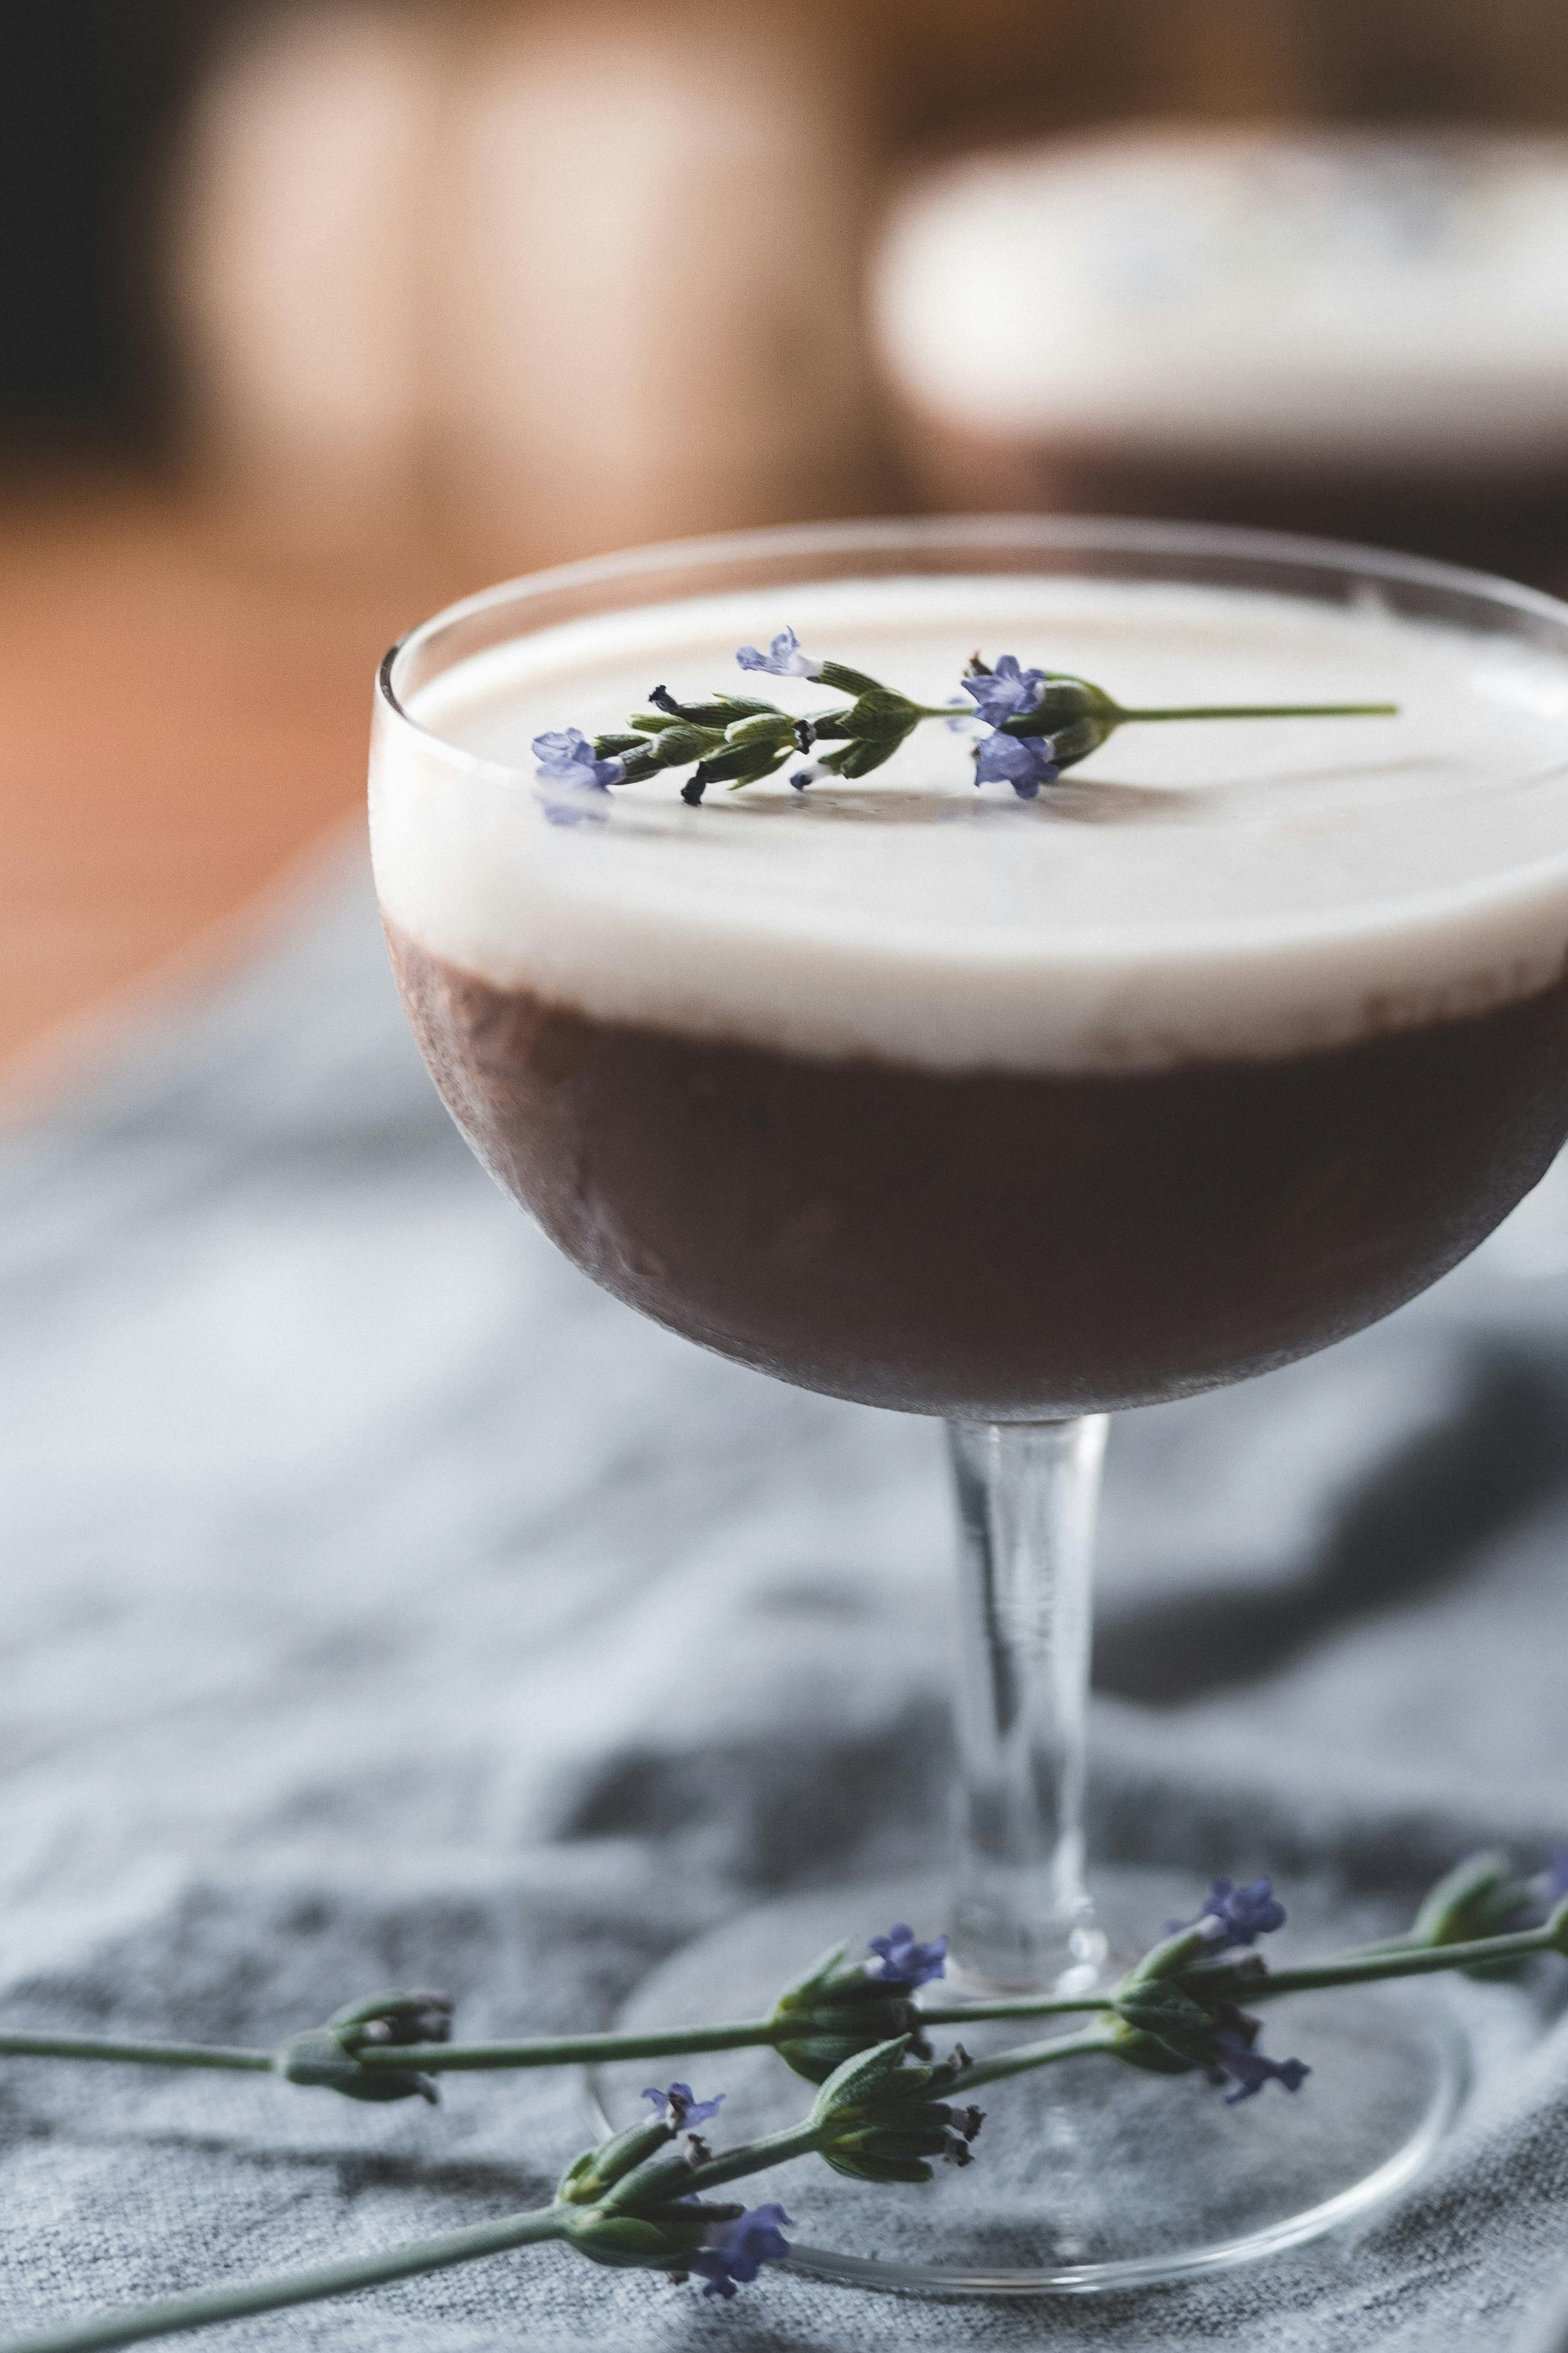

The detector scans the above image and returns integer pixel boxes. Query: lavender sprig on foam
[532,640,1399,810]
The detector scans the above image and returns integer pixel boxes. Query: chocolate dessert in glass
[370,517,1568,2291]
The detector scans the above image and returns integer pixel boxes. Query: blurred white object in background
[168,2,440,523]
[872,127,1568,569]
[438,6,875,556]
[164,0,877,558]
[876,128,1568,465]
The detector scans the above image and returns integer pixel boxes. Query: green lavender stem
[0,2036,270,2073]
[0,2209,565,2353]
[356,2017,784,2073]
[919,1992,1109,2025]
[948,2026,1122,2093]
[1110,701,1399,723]
[1237,1921,1561,1998]
[357,1992,1111,2075]
[680,2121,824,2199]
[0,2008,1105,2084]
[913,699,1400,725]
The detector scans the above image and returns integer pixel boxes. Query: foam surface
[370,575,1568,1072]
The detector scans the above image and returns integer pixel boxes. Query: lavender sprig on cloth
[9,1860,1568,2348]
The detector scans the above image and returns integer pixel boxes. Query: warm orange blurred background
[8,0,1568,1083]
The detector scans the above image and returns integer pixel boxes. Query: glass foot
[587,1864,1465,2295]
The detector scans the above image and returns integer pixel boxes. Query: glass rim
[375,509,1568,785]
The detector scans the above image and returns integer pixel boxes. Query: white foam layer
[370,574,1568,1072]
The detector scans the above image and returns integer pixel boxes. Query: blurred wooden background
[7,0,1568,1086]
[0,477,470,1081]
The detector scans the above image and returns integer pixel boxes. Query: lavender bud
[274,1984,453,2107]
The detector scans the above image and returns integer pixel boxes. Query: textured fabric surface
[4,844,1568,2350]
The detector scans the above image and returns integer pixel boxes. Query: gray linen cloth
[4,842,1568,2352]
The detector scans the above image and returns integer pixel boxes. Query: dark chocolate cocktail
[384,938,1568,1421]
[371,521,1568,2290]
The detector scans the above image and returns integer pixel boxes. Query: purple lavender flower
[1172,1877,1288,1952]
[974,730,1061,799]
[689,2204,793,2299]
[532,727,626,792]
[1210,2022,1310,2106]
[961,653,1049,727]
[867,1924,948,1990]
[641,2082,726,2133]
[736,627,823,681]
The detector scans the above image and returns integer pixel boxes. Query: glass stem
[946,1417,1108,1993]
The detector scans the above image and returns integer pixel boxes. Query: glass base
[587,1865,1465,2295]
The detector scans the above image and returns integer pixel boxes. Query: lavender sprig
[0,2048,996,2350]
[5,1865,1566,2099]
[533,635,1399,810]
[0,2081,812,2352]
[7,1858,1568,2348]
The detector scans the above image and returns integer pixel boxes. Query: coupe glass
[370,516,1568,2293]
